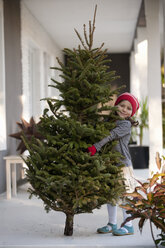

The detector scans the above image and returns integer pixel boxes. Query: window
[23,43,56,122]
[28,44,41,121]
[40,52,53,112]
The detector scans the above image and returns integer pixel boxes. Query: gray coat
[94,120,132,167]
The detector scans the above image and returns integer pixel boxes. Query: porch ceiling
[23,0,142,53]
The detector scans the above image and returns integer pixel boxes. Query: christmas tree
[22,6,125,236]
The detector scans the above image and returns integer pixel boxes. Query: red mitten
[87,145,97,156]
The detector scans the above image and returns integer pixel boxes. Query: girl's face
[117,100,132,118]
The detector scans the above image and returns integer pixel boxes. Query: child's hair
[126,117,139,127]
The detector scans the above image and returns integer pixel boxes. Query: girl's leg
[122,208,132,227]
[112,207,134,235]
[107,203,117,225]
[97,204,117,233]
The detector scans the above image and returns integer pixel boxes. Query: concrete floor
[0,169,160,248]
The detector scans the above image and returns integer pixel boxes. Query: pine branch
[92,5,97,35]
[83,24,90,47]
[89,20,92,43]
[56,57,64,68]
[89,5,97,50]
[74,28,88,50]
[96,42,105,54]
[74,5,97,51]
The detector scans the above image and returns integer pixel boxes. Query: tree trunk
[64,213,74,236]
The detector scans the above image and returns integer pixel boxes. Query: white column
[130,43,140,100]
[130,29,148,102]
[136,28,148,146]
[130,28,148,145]
[145,0,163,174]
[135,27,148,101]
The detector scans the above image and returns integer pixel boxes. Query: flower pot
[129,145,149,169]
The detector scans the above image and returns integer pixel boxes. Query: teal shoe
[97,223,117,234]
[113,225,134,236]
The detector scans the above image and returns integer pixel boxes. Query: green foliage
[48,45,119,125]
[139,97,148,146]
[155,233,165,247]
[161,64,164,86]
[23,115,124,214]
[130,97,148,145]
[120,173,165,248]
[163,118,165,148]
[22,5,125,236]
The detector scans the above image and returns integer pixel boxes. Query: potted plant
[138,97,149,146]
[120,155,165,248]
[129,97,149,169]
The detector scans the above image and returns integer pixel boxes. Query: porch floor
[0,169,159,248]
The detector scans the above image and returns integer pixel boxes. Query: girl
[87,92,139,236]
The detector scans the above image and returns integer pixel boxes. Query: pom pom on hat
[115,92,139,117]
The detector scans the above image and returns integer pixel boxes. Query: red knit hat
[115,92,139,117]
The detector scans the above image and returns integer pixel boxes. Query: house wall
[0,0,63,194]
[0,0,23,193]
[0,0,6,152]
[21,1,63,122]
[0,0,6,192]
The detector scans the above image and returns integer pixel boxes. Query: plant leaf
[119,204,135,211]
[124,192,144,200]
[142,182,150,190]
[121,213,140,227]
[135,185,147,195]
[138,217,146,233]
[147,192,153,202]
[149,173,165,187]
[151,217,165,232]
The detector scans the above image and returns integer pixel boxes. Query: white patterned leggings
[107,203,132,227]
[106,165,136,227]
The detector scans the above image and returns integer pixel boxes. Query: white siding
[21,2,63,122]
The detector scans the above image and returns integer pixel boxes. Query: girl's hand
[87,145,97,156]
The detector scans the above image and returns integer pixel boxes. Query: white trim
[41,51,51,112]
[0,0,7,150]
[28,41,41,121]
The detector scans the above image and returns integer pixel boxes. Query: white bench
[3,155,26,199]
